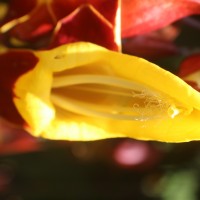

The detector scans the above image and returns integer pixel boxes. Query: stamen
[52,74,179,120]
[51,94,149,121]
[68,85,132,97]
[52,74,153,96]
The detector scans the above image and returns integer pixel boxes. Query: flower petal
[1,3,55,48]
[0,0,36,24]
[51,0,119,25]
[178,54,200,91]
[121,0,200,37]
[11,42,200,142]
[49,4,120,50]
[0,0,120,49]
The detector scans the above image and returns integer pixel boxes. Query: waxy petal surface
[5,42,200,142]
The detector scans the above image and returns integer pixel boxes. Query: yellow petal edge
[14,42,200,142]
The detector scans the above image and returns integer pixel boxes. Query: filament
[52,74,177,120]
[52,74,153,96]
[51,94,150,121]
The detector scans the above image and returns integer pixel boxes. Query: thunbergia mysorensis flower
[1,42,200,142]
[0,0,120,50]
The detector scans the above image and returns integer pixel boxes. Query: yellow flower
[3,42,200,142]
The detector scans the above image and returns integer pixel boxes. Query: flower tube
[1,42,200,142]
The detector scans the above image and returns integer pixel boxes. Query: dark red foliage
[0,0,119,50]
[0,118,40,154]
[0,0,36,25]
[0,50,38,125]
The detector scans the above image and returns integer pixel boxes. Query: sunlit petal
[122,0,200,37]
[5,42,200,142]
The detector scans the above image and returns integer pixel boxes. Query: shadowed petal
[0,0,120,49]
[0,118,40,155]
[0,50,38,125]
[122,35,179,60]
[0,0,36,24]
[49,4,119,50]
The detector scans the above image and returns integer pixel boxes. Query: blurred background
[1,138,200,200]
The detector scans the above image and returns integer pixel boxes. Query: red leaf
[121,0,200,37]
